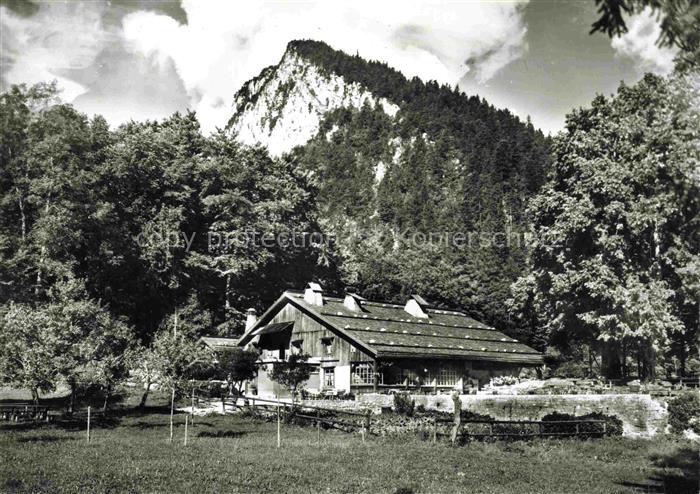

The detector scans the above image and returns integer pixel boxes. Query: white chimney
[304,282,324,306]
[245,308,257,331]
[404,295,429,319]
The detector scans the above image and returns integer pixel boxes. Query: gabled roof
[239,291,543,365]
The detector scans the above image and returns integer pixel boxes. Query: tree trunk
[31,387,39,405]
[35,196,50,296]
[640,342,657,382]
[139,381,151,408]
[601,340,621,379]
[102,385,111,412]
[16,188,26,241]
[169,386,175,443]
[225,273,231,312]
[68,380,76,414]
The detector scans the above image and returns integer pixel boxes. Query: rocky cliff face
[227,48,399,157]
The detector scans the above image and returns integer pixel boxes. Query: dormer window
[343,291,366,312]
[291,339,303,355]
[404,294,429,319]
[321,336,334,355]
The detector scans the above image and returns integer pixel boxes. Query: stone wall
[357,393,668,437]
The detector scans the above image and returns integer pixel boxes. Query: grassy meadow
[1,405,698,494]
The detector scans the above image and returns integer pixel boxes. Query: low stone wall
[357,393,668,437]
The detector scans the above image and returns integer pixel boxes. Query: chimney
[304,282,324,306]
[343,288,366,312]
[245,308,257,331]
[404,294,429,319]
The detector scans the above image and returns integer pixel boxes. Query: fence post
[184,415,188,446]
[277,403,281,448]
[432,416,437,444]
[86,406,91,444]
[169,387,175,444]
[451,393,461,445]
[575,422,580,437]
[191,387,195,427]
[603,422,607,436]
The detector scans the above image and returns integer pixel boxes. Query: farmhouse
[238,283,543,398]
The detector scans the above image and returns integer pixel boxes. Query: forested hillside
[271,41,552,337]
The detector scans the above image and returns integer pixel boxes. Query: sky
[0,0,677,135]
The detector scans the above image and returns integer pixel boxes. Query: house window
[291,339,303,355]
[434,368,458,386]
[351,363,384,385]
[321,337,334,356]
[323,367,335,388]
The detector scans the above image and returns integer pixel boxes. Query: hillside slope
[227,40,551,338]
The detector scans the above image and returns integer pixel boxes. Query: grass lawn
[1,408,698,494]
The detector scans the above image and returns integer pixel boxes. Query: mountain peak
[227,40,400,157]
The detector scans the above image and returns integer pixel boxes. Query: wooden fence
[0,402,106,423]
[223,395,373,434]
[0,403,54,422]
[191,393,608,443]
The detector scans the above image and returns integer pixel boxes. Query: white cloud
[122,0,529,132]
[0,2,112,101]
[610,7,677,75]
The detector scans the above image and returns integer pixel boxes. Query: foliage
[553,361,589,379]
[667,391,700,434]
[510,72,699,379]
[0,278,133,406]
[541,411,623,437]
[490,375,519,386]
[393,393,415,416]
[125,344,163,408]
[215,347,259,395]
[0,303,59,399]
[149,327,212,392]
[0,82,333,347]
[269,353,312,400]
[590,0,699,69]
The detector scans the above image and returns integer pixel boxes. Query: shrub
[393,393,415,416]
[461,410,494,421]
[491,375,518,386]
[668,392,700,434]
[553,361,588,379]
[541,411,622,437]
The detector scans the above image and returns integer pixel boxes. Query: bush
[491,375,518,386]
[668,391,700,434]
[553,361,588,379]
[393,393,415,416]
[541,411,622,437]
